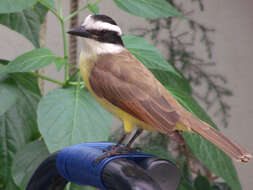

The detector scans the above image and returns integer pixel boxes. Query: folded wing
[89,50,180,135]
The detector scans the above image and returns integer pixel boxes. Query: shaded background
[0,0,252,189]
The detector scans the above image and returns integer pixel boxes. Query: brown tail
[180,113,252,163]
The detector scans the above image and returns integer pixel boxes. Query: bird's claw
[93,145,128,165]
[93,145,141,165]
[124,146,141,152]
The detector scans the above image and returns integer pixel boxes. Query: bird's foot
[104,145,141,153]
[123,146,141,152]
[94,145,129,164]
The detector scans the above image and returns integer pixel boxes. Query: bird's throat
[83,38,124,55]
[79,50,97,89]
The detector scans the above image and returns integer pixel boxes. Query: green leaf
[12,140,49,190]
[10,72,41,95]
[87,3,99,14]
[0,73,41,189]
[0,0,37,14]
[39,0,56,10]
[0,59,8,73]
[185,133,240,190]
[0,86,17,116]
[165,87,241,190]
[123,35,181,76]
[0,59,9,65]
[54,57,66,71]
[178,177,195,190]
[4,179,20,190]
[38,87,113,153]
[123,35,191,93]
[0,48,56,75]
[0,3,48,48]
[152,69,191,94]
[113,0,182,19]
[194,175,211,190]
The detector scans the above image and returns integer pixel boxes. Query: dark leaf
[0,86,17,116]
[178,177,196,190]
[0,73,41,189]
[194,175,211,190]
[12,140,49,190]
[0,59,9,65]
[212,182,232,190]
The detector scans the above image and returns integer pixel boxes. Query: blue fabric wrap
[56,142,153,190]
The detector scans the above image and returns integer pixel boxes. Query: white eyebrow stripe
[82,16,122,35]
[91,21,122,35]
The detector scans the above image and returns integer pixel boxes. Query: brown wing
[89,50,180,134]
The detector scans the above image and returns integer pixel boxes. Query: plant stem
[30,72,65,86]
[64,0,102,22]
[69,0,79,75]
[69,63,80,71]
[60,20,69,81]
[57,0,69,81]
[64,5,88,22]
[77,73,81,91]
[48,7,62,21]
[37,15,48,95]
[63,69,80,87]
[58,0,63,18]
[69,81,84,86]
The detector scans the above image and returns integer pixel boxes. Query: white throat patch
[81,15,122,35]
[82,38,124,56]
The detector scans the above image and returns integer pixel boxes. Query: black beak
[67,26,91,38]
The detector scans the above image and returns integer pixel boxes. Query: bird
[68,14,251,163]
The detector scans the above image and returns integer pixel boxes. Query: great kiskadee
[68,14,251,162]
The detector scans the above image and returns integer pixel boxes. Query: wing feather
[89,50,180,134]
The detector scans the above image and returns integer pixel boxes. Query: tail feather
[180,114,252,163]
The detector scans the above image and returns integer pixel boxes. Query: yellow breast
[79,51,154,132]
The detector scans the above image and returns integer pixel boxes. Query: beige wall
[0,0,252,189]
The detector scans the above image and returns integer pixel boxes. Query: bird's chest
[79,54,154,131]
[79,56,94,88]
[79,54,110,109]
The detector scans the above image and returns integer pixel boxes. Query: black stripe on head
[92,14,118,26]
[87,29,124,46]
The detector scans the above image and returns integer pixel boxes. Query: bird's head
[68,14,124,55]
